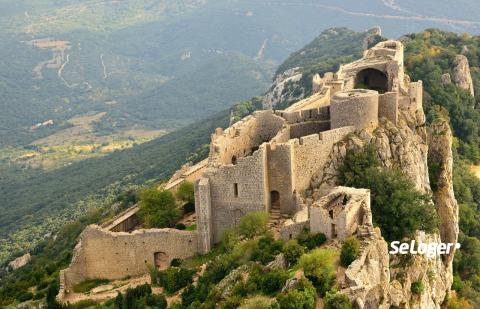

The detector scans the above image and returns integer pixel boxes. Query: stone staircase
[268,206,284,239]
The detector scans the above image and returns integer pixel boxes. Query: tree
[138,188,180,228]
[176,181,195,205]
[338,146,439,242]
[239,211,269,238]
[340,237,360,268]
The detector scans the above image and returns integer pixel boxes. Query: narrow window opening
[234,183,239,197]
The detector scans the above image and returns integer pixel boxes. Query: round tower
[330,89,379,130]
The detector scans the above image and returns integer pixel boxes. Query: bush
[176,181,195,205]
[277,278,316,309]
[246,264,288,295]
[157,267,196,294]
[299,249,337,296]
[340,237,360,267]
[220,228,241,252]
[138,188,181,228]
[170,258,182,267]
[251,233,284,264]
[411,281,424,295]
[283,240,305,267]
[175,223,186,230]
[72,278,110,293]
[338,146,439,242]
[297,229,326,250]
[324,291,353,309]
[446,295,474,309]
[239,211,269,238]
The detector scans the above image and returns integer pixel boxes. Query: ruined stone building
[59,40,428,303]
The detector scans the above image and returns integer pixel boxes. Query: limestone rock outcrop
[452,54,475,97]
[262,68,304,108]
[7,253,31,271]
[429,119,459,265]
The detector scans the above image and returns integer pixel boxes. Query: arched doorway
[231,155,237,165]
[154,252,168,270]
[355,68,388,93]
[270,191,280,211]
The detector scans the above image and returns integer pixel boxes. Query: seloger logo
[389,241,461,258]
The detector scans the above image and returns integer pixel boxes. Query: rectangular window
[234,183,239,197]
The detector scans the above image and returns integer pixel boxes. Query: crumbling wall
[292,127,355,193]
[62,226,198,291]
[310,187,371,240]
[210,111,284,165]
[206,147,268,243]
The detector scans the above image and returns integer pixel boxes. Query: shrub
[411,281,424,295]
[446,295,474,309]
[247,265,289,295]
[170,258,182,267]
[299,249,337,296]
[176,181,195,205]
[239,211,269,238]
[158,267,196,294]
[72,278,110,293]
[297,228,326,250]
[283,240,305,267]
[277,279,316,309]
[324,291,353,309]
[340,237,360,267]
[138,188,181,228]
[251,233,284,264]
[175,223,186,230]
[337,146,439,242]
[220,228,241,252]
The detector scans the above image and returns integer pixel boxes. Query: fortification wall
[195,177,212,253]
[210,111,285,165]
[408,81,423,110]
[206,147,268,243]
[330,90,378,130]
[276,106,330,124]
[289,121,330,139]
[267,143,295,213]
[378,92,398,125]
[62,226,198,290]
[292,126,355,193]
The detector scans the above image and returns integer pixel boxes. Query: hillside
[2,27,480,308]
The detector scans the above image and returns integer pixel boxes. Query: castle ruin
[59,40,424,300]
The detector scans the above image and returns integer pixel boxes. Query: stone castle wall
[330,90,379,130]
[275,106,330,124]
[62,226,198,290]
[267,143,295,214]
[205,147,269,244]
[378,92,398,125]
[292,126,355,193]
[210,111,284,165]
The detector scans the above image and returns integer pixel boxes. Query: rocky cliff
[453,54,475,97]
[308,103,458,308]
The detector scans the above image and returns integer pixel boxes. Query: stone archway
[154,252,168,270]
[270,191,280,211]
[355,68,388,93]
[231,155,237,165]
